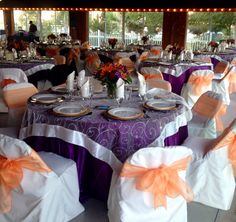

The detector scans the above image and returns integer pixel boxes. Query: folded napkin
[81,77,90,98]
[168,51,172,60]
[180,52,184,61]
[116,78,124,99]
[77,70,85,88]
[66,71,75,91]
[137,72,146,96]
[12,48,17,59]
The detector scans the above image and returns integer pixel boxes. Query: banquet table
[139,60,213,94]
[194,52,236,64]
[19,90,192,202]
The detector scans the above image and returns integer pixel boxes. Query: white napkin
[116,78,124,99]
[66,71,75,91]
[190,50,194,60]
[12,48,17,59]
[81,77,90,98]
[180,52,184,61]
[168,51,172,60]
[77,70,85,88]
[137,72,146,96]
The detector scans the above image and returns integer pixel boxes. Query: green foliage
[188,12,236,37]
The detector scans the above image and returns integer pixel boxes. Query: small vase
[107,84,116,99]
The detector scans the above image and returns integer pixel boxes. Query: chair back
[146,79,172,91]
[231,57,236,66]
[3,82,38,109]
[118,57,135,73]
[85,51,101,75]
[0,68,28,84]
[53,55,66,65]
[214,61,230,76]
[140,67,164,80]
[187,70,214,96]
[108,146,192,222]
[192,91,223,120]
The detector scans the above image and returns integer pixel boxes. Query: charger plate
[145,99,176,111]
[31,94,64,104]
[53,104,89,116]
[107,107,144,120]
[51,85,67,93]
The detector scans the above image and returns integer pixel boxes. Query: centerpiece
[227,38,235,45]
[94,63,132,98]
[208,41,219,52]
[108,38,118,49]
[168,45,183,62]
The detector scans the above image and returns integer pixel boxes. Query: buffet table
[19,90,192,202]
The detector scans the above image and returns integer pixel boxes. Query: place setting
[30,93,65,104]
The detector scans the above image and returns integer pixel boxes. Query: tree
[188,12,236,37]
[125,12,163,35]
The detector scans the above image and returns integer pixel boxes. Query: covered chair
[188,91,225,139]
[183,118,236,210]
[146,79,172,92]
[117,57,135,74]
[2,82,38,126]
[213,60,230,79]
[181,70,214,109]
[53,55,66,65]
[140,67,164,80]
[231,57,236,66]
[108,146,193,222]
[84,51,101,75]
[0,134,84,222]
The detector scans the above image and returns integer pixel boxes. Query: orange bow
[120,155,193,208]
[144,73,163,80]
[188,75,213,95]
[0,79,16,88]
[215,104,227,132]
[228,71,236,94]
[0,150,51,213]
[86,55,98,65]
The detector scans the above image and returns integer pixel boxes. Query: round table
[19,90,192,202]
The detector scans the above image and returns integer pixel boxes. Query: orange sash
[228,71,236,94]
[120,156,193,208]
[215,104,227,132]
[144,73,163,80]
[188,75,213,95]
[0,150,51,213]
[0,79,16,88]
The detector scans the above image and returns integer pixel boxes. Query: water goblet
[116,96,124,107]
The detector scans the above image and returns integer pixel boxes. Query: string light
[0,7,235,12]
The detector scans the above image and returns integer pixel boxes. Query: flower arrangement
[227,38,235,45]
[108,38,118,49]
[141,36,149,44]
[94,63,132,97]
[208,41,219,48]
[208,41,219,52]
[168,45,183,61]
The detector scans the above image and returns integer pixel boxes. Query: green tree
[125,12,163,35]
[188,12,236,37]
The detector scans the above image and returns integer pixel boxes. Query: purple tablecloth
[139,61,212,94]
[0,60,54,71]
[20,92,192,202]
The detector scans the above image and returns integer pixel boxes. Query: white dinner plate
[107,107,143,120]
[31,94,63,104]
[51,85,67,93]
[145,99,176,110]
[53,103,88,116]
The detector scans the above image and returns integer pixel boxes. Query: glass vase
[107,84,116,99]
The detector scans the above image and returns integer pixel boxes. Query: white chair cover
[181,70,214,109]
[0,134,84,222]
[188,91,224,139]
[0,68,28,83]
[3,82,38,126]
[140,67,164,80]
[183,119,236,210]
[108,146,193,222]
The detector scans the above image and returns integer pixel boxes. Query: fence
[89,30,212,51]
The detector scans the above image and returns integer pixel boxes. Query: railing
[89,30,212,51]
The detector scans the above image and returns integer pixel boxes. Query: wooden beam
[162,12,188,49]
[3,10,15,36]
[69,11,88,43]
